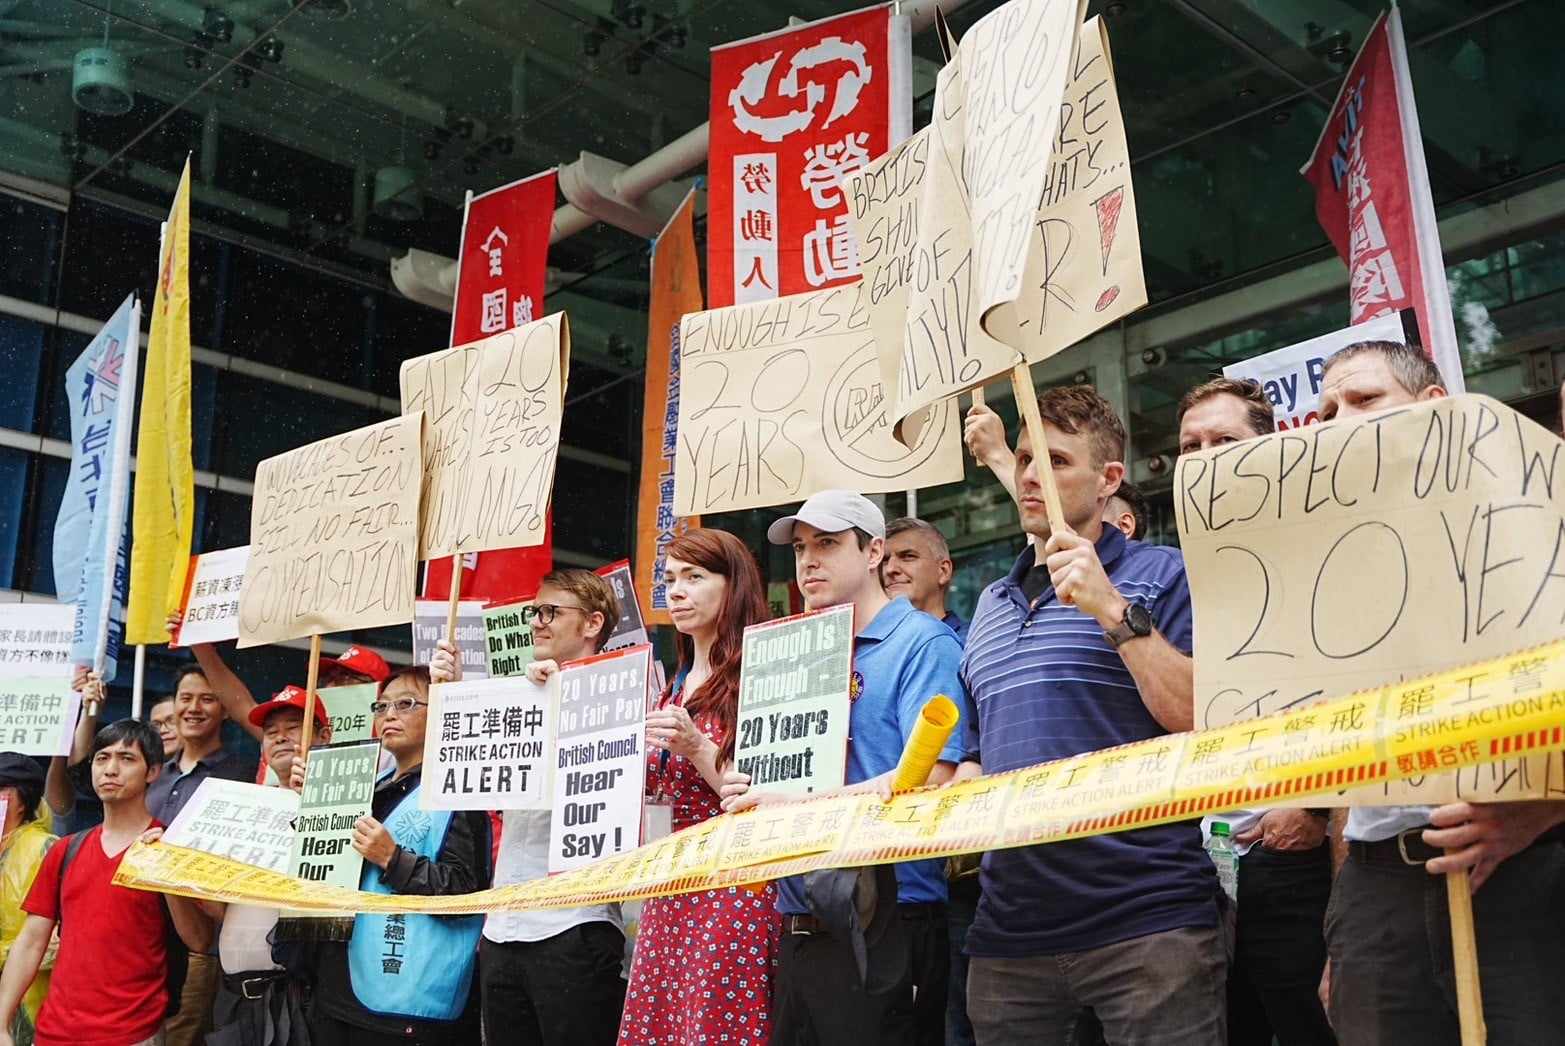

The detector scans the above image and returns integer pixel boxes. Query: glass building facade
[2,0,1564,721]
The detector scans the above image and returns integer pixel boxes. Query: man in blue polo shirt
[957,386,1224,1045]
[724,490,969,1046]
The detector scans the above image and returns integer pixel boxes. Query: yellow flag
[125,158,194,645]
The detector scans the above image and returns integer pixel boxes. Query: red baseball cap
[249,685,331,729]
[320,645,391,684]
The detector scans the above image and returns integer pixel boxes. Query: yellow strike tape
[892,695,960,792]
[115,639,1565,915]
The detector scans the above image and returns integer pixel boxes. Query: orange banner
[635,189,703,626]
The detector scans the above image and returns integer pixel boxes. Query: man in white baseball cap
[731,490,972,1046]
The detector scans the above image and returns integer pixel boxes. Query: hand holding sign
[645,704,709,762]
[352,816,398,870]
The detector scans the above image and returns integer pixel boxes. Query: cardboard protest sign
[957,0,1086,337]
[413,599,489,680]
[734,604,853,795]
[399,313,570,561]
[550,645,651,872]
[423,676,556,811]
[674,281,963,515]
[1222,313,1408,430]
[0,603,81,756]
[238,414,423,648]
[984,18,1145,357]
[848,12,1136,443]
[1175,394,1565,804]
[165,778,299,873]
[170,545,250,647]
[320,683,378,745]
[595,560,650,653]
[290,739,380,887]
[483,599,536,677]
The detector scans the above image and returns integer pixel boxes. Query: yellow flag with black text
[125,157,194,644]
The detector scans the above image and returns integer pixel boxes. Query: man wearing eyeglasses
[296,666,493,1044]
[431,567,627,1046]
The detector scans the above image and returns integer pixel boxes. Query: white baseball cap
[767,490,886,545]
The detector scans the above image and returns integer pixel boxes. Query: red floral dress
[618,697,781,1045]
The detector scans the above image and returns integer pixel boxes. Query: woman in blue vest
[300,667,492,1045]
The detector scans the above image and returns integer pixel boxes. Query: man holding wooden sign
[955,386,1220,1045]
[1297,342,1565,1045]
[430,567,629,1046]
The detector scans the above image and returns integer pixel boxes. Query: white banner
[423,676,557,811]
[1222,313,1408,429]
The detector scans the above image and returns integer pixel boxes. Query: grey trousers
[1325,839,1565,1046]
[967,924,1228,1046]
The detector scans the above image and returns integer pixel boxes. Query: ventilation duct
[373,165,422,221]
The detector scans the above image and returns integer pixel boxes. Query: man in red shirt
[0,720,214,1046]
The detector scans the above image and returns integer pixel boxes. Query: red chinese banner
[635,190,703,625]
[428,170,557,603]
[708,4,910,307]
[1301,9,1464,392]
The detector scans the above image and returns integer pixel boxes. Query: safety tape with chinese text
[115,637,1565,914]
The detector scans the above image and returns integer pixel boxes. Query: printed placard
[238,415,423,648]
[0,603,80,757]
[170,545,250,647]
[734,604,853,795]
[290,739,380,889]
[399,313,571,560]
[0,680,80,757]
[550,645,651,873]
[483,599,536,677]
[1175,394,1565,803]
[0,603,76,678]
[165,778,299,873]
[320,683,378,746]
[423,676,556,811]
[595,560,650,652]
[1222,313,1408,430]
[412,599,489,680]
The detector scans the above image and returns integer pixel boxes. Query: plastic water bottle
[1206,820,1239,906]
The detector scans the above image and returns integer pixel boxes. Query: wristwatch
[1103,602,1154,648]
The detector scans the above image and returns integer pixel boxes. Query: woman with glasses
[296,666,493,1046]
[618,528,779,1046]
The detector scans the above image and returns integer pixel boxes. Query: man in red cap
[168,613,389,752]
[203,685,334,1046]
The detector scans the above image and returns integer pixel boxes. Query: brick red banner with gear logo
[707,4,909,307]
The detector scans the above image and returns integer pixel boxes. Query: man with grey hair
[882,517,966,642]
[1317,339,1565,1046]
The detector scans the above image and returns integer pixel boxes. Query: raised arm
[171,612,260,740]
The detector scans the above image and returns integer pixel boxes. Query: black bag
[55,830,189,1018]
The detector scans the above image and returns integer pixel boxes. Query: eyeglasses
[532,603,588,626]
[370,697,428,718]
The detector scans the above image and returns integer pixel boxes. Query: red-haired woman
[619,528,778,1045]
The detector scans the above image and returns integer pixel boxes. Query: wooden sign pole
[1446,865,1487,1045]
[1009,362,1067,532]
[446,553,464,641]
[299,633,322,756]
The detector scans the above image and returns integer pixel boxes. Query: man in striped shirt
[955,385,1225,1045]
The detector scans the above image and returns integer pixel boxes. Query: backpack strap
[52,830,90,926]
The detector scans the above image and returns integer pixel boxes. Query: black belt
[1348,828,1442,867]
[223,969,288,1001]
[1351,822,1565,869]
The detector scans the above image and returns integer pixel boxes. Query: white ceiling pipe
[545,0,976,246]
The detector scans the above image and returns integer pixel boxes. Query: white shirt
[1344,804,1430,843]
[219,903,282,975]
[483,809,623,944]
